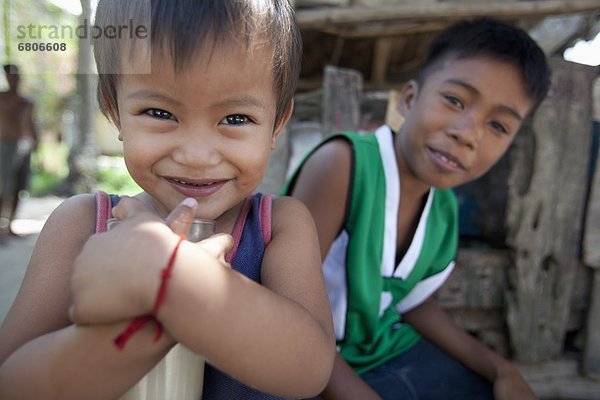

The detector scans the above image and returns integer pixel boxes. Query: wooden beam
[296,0,600,30]
[319,21,449,39]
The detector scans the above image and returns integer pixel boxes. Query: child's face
[397,55,533,189]
[114,42,289,220]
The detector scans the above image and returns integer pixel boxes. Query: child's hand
[69,197,197,325]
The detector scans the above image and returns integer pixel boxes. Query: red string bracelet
[114,234,186,350]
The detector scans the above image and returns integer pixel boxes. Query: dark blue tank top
[202,194,291,400]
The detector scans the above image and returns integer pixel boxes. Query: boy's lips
[427,147,465,172]
[164,176,228,197]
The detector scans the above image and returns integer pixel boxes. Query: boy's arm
[403,298,537,400]
[290,139,381,400]
[0,195,174,399]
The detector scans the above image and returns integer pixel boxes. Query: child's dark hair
[93,0,302,126]
[418,17,550,112]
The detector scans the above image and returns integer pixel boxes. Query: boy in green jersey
[283,17,550,400]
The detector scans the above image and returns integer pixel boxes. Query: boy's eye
[145,109,175,120]
[490,121,508,135]
[221,114,250,125]
[443,95,463,109]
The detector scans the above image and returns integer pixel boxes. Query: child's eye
[490,121,508,135]
[443,95,463,109]
[145,108,175,121]
[221,114,251,125]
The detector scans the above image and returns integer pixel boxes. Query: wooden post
[582,78,600,377]
[322,65,363,135]
[371,37,394,85]
[505,58,597,363]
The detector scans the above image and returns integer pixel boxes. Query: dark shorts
[360,338,494,400]
[0,139,30,196]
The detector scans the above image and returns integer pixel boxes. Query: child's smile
[164,176,229,199]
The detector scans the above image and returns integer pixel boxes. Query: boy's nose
[446,117,481,150]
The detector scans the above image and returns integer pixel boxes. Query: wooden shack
[258,1,600,398]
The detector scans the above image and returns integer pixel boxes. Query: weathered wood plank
[296,0,600,30]
[436,249,509,310]
[518,358,600,399]
[505,58,597,363]
[583,270,600,378]
[529,15,587,54]
[583,101,600,267]
[322,65,363,135]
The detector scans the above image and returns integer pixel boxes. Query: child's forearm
[320,354,381,400]
[403,298,518,381]
[0,322,173,400]
[156,242,333,397]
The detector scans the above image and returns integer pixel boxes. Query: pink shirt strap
[225,194,274,263]
[225,197,253,263]
[95,191,112,233]
[259,194,274,247]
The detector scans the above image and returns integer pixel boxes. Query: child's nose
[172,131,222,166]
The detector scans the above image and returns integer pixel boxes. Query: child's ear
[271,100,294,149]
[398,80,418,117]
[100,92,122,130]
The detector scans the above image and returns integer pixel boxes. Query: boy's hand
[69,197,220,325]
[494,365,538,400]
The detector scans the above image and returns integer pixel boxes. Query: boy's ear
[271,100,294,149]
[398,80,418,117]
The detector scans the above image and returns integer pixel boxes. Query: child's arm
[289,139,382,400]
[69,196,336,398]
[0,195,180,399]
[403,298,537,400]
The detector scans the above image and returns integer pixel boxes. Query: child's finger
[165,198,197,235]
[199,233,234,262]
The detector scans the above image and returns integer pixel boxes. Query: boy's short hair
[418,17,550,113]
[93,0,302,126]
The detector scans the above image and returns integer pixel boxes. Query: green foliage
[95,160,141,196]
[28,142,141,197]
[28,141,68,196]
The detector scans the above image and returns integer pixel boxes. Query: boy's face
[397,55,533,189]
[114,42,290,220]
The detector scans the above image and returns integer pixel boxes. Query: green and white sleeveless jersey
[282,125,458,373]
